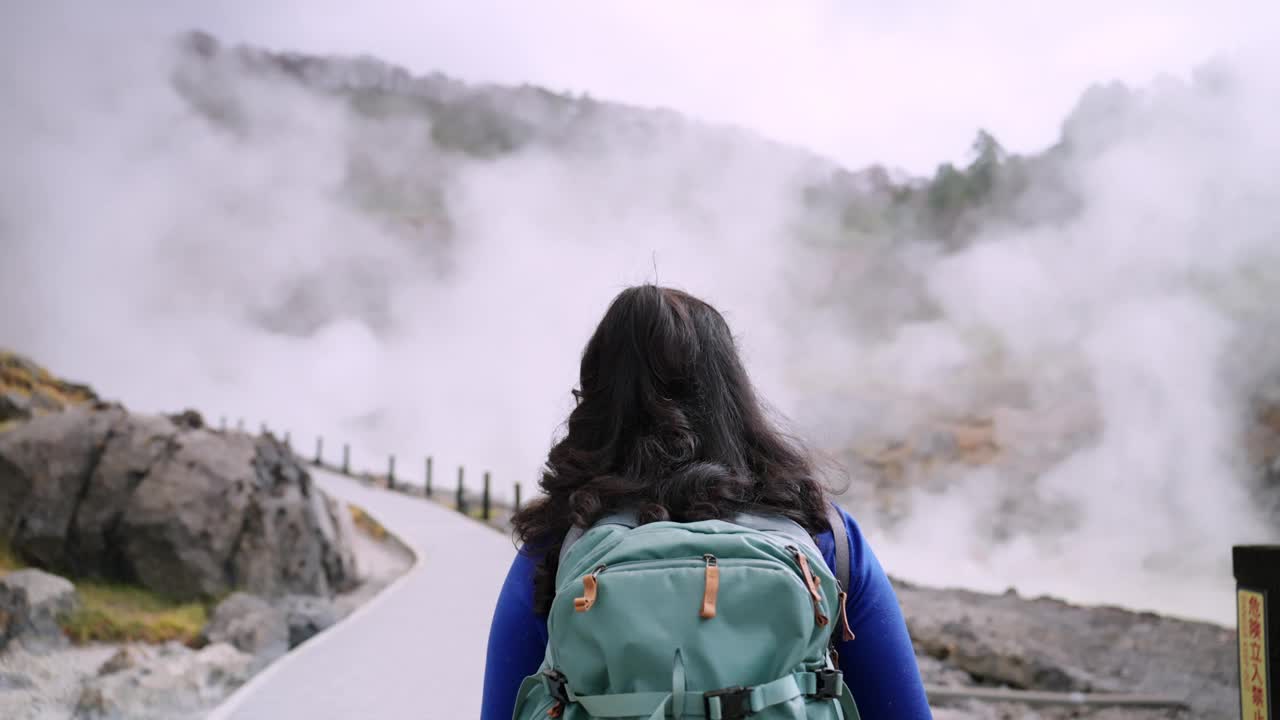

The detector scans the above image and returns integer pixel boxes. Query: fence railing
[218,416,522,532]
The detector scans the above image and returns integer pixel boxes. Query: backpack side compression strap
[825,501,851,592]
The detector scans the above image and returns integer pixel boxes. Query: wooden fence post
[514,482,522,512]
[315,437,323,465]
[388,455,397,491]
[456,466,466,515]
[482,472,491,521]
[425,456,433,498]
[342,444,350,475]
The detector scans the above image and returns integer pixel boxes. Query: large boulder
[0,406,357,601]
[199,593,289,669]
[71,413,178,579]
[118,428,264,599]
[0,407,122,569]
[74,642,253,720]
[223,436,357,598]
[0,568,79,652]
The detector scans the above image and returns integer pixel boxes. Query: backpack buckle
[542,669,570,704]
[813,669,843,700]
[704,686,752,719]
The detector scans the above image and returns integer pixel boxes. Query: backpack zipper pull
[788,546,829,627]
[700,554,720,619]
[838,591,855,641]
[574,565,606,612]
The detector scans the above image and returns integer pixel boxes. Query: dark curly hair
[512,285,836,614]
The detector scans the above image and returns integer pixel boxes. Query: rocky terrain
[0,404,357,602]
[0,351,412,719]
[0,343,1244,719]
[0,352,99,427]
[900,581,1235,719]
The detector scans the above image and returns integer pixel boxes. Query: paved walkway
[208,469,517,719]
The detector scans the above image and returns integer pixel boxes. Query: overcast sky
[29,0,1268,174]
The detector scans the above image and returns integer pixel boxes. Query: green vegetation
[889,129,1043,244]
[0,541,19,574]
[1,540,208,646]
[62,582,209,646]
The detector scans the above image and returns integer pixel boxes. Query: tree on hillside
[920,128,1009,243]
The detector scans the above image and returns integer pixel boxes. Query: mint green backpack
[510,506,861,720]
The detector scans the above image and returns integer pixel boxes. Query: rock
[0,671,35,690]
[71,413,178,579]
[96,646,156,676]
[0,351,99,422]
[914,655,974,687]
[119,429,357,600]
[0,393,31,424]
[227,437,358,599]
[896,580,1236,719]
[0,402,357,601]
[167,409,204,430]
[201,593,288,668]
[0,568,78,652]
[73,642,252,720]
[0,407,121,569]
[119,428,262,599]
[277,594,339,648]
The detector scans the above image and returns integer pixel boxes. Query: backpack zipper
[564,552,828,626]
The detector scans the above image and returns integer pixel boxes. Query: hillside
[174,30,1080,256]
[5,26,1276,629]
[167,31,1280,524]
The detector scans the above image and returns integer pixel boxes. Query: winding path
[208,469,516,720]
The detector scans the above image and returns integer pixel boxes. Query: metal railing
[219,416,521,532]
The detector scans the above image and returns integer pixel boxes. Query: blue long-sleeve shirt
[481,505,933,719]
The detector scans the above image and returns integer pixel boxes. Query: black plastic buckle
[542,669,570,704]
[813,669,842,700]
[704,686,752,719]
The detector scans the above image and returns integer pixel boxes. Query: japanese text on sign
[1240,588,1269,720]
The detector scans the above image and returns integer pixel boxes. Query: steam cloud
[3,7,1277,626]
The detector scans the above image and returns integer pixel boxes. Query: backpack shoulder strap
[825,501,851,592]
[735,508,849,589]
[559,510,637,566]
[729,512,821,556]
